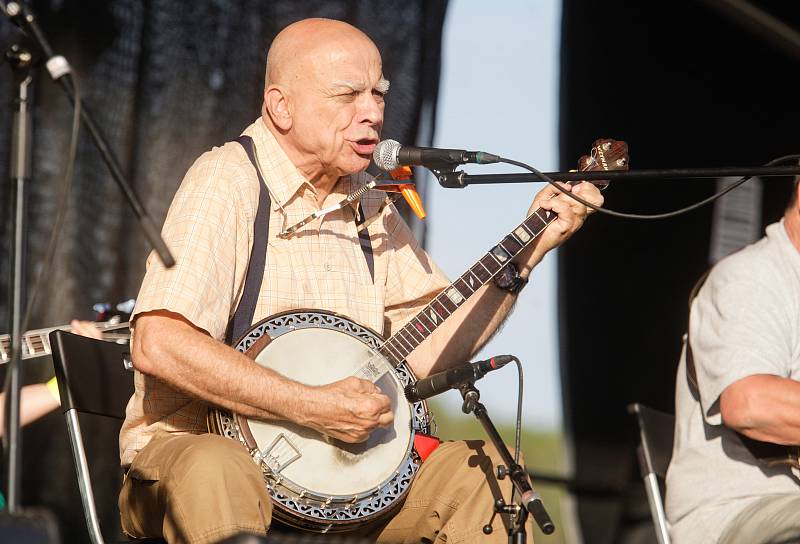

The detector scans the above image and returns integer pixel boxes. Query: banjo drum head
[243,324,413,498]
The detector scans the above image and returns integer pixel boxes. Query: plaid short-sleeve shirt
[120,119,450,466]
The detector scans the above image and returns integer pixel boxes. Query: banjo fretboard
[376,207,556,368]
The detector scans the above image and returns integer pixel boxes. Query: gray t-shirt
[666,220,800,543]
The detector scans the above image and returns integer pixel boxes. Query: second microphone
[404,355,514,403]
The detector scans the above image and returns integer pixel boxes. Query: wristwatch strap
[494,262,528,294]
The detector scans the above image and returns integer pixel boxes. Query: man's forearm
[133,313,313,423]
[720,374,800,445]
[406,240,543,377]
[407,281,520,377]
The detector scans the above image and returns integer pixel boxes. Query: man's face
[287,41,386,178]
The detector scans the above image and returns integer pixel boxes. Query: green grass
[428,399,569,544]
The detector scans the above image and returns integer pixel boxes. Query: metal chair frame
[628,402,675,544]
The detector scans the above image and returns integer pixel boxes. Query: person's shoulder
[177,137,260,200]
[706,224,791,292]
[189,139,252,181]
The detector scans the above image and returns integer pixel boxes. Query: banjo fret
[405,322,425,344]
[377,340,404,367]
[398,327,419,349]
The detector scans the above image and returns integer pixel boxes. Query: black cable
[512,356,522,465]
[499,154,800,220]
[509,356,524,530]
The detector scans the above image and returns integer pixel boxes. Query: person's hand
[70,320,104,340]
[300,376,393,443]
[528,181,603,257]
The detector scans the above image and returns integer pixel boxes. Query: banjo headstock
[577,138,629,190]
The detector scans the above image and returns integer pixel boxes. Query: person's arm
[720,374,800,445]
[406,181,602,377]
[133,310,392,443]
[0,382,61,437]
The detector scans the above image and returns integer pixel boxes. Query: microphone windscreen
[373,139,401,171]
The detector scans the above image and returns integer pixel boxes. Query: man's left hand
[528,181,603,258]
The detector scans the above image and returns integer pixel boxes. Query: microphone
[404,355,514,403]
[373,139,501,171]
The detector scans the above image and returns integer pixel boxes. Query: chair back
[50,330,132,419]
[628,403,675,478]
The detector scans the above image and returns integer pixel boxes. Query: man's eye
[372,90,386,101]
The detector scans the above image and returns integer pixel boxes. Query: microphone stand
[436,165,800,188]
[459,381,555,542]
[2,37,34,513]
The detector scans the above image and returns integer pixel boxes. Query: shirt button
[325,264,332,271]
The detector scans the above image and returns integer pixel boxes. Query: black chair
[627,403,675,544]
[49,329,135,544]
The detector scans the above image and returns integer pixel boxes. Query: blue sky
[425,0,562,428]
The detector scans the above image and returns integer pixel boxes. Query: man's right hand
[300,376,394,443]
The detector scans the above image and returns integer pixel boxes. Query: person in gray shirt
[666,180,800,543]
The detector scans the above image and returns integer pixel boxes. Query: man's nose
[358,93,383,126]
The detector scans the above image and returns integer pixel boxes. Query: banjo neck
[376,139,629,368]
[377,207,558,367]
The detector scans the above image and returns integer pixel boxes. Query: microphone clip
[435,170,468,189]
[459,381,481,414]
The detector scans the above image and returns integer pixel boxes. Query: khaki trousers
[119,432,532,544]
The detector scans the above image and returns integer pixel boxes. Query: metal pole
[3,43,33,512]
[437,165,800,188]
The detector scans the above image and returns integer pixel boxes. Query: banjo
[208,139,629,532]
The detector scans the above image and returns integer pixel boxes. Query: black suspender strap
[225,135,271,345]
[355,202,374,282]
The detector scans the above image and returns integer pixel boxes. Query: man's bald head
[261,18,388,187]
[265,18,380,90]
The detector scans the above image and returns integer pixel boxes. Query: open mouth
[351,138,379,156]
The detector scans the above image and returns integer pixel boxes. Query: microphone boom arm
[436,164,800,188]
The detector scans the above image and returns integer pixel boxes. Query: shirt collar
[243,117,371,210]
[243,118,312,210]
[243,118,366,212]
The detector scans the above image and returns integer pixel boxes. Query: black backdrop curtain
[0,1,447,541]
[559,2,800,542]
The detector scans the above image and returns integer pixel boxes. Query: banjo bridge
[354,355,390,382]
[254,433,302,474]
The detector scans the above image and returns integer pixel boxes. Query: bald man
[119,18,602,543]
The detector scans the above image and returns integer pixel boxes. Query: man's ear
[264,86,292,131]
